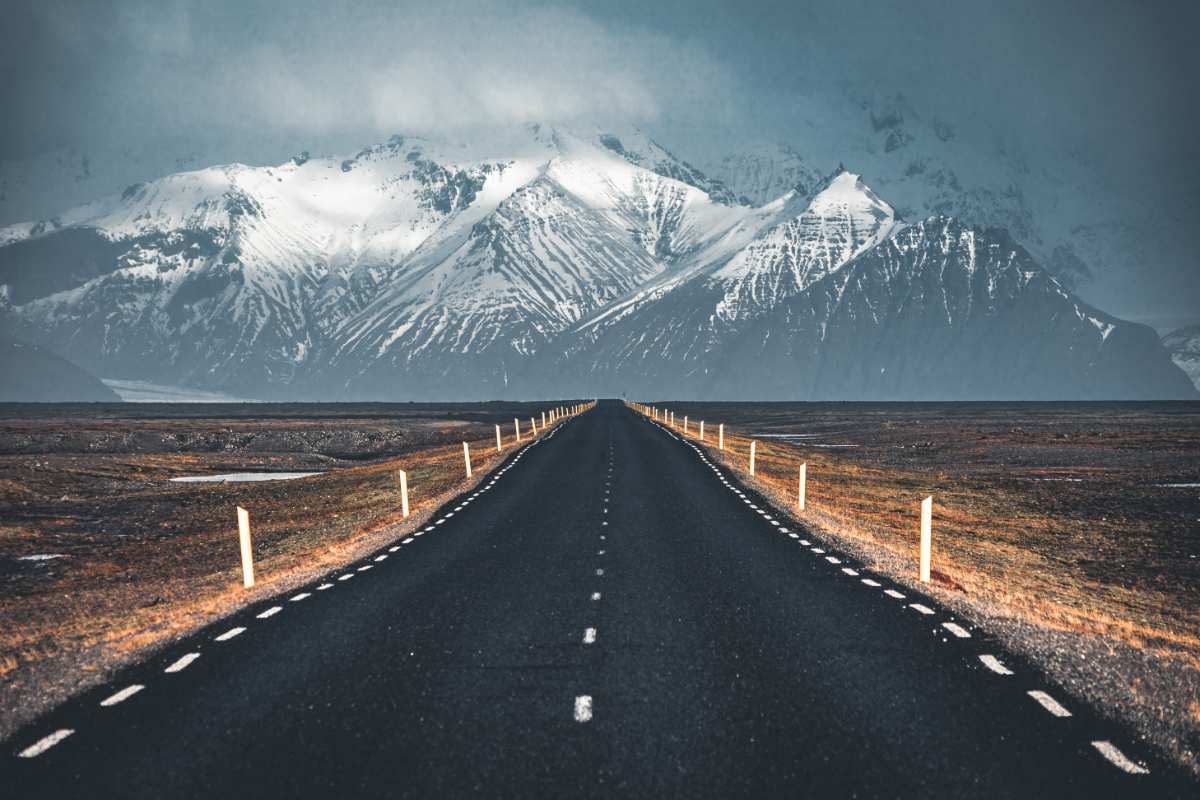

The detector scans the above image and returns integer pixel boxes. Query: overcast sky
[2,0,1197,326]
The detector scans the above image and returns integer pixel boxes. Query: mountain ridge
[0,125,1192,401]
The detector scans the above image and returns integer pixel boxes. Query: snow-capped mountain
[1162,326,1200,391]
[547,172,1192,400]
[0,125,1192,400]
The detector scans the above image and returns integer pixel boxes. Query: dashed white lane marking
[800,540,811,546]
[861,578,881,587]
[375,554,388,562]
[215,626,246,641]
[388,546,401,552]
[165,653,200,673]
[1091,741,1150,774]
[583,627,597,644]
[979,655,1013,675]
[424,526,435,532]
[402,537,415,544]
[357,564,373,572]
[825,556,841,564]
[591,592,602,601]
[18,729,74,758]
[291,592,311,602]
[788,533,799,539]
[338,574,354,582]
[256,606,282,619]
[597,549,606,555]
[602,521,608,526]
[779,528,789,534]
[942,622,971,638]
[595,568,605,576]
[1028,690,1072,717]
[574,695,593,722]
[910,604,935,615]
[445,512,455,518]
[599,535,606,540]
[435,519,446,525]
[100,684,144,707]
[884,589,906,599]
[316,582,333,591]
[841,568,859,576]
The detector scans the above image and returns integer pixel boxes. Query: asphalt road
[6,401,1195,797]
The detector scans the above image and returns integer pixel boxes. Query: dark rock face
[552,219,1196,401]
[0,337,120,401]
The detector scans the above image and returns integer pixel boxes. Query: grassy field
[0,401,582,740]
[633,401,1200,770]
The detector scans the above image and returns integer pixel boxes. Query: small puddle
[169,472,323,483]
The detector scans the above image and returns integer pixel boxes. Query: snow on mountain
[549,176,1194,400]
[1162,325,1200,391]
[701,92,1138,294]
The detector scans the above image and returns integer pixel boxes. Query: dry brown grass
[0,405,587,738]
[638,405,1200,664]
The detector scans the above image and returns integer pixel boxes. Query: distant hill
[0,337,120,401]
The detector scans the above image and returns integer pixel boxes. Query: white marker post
[749,441,757,476]
[530,417,537,435]
[542,411,547,428]
[398,469,410,518]
[495,424,502,452]
[699,420,705,441]
[719,424,725,450]
[514,418,521,442]
[919,496,933,583]
[237,506,254,589]
[684,415,689,435]
[798,462,807,511]
[670,411,675,427]
[463,442,472,478]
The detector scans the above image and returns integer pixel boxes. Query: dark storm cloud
[1,0,1196,323]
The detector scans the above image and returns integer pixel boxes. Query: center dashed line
[99,685,144,707]
[1028,690,1072,718]
[215,627,246,642]
[164,653,199,673]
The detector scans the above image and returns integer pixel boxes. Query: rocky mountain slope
[0,125,1191,400]
[0,337,120,401]
[1162,326,1200,391]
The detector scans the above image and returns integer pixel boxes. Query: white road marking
[825,556,841,564]
[596,568,605,576]
[861,578,881,587]
[591,592,602,601]
[165,653,200,673]
[215,626,246,641]
[388,546,401,552]
[375,554,388,562]
[454,505,464,511]
[574,694,594,722]
[812,548,825,554]
[435,519,446,525]
[424,526,435,532]
[910,604,935,615]
[800,540,810,546]
[841,568,859,576]
[788,533,799,539]
[291,592,311,602]
[598,550,606,555]
[1028,690,1072,717]
[979,655,1013,675]
[402,537,415,544]
[256,606,282,619]
[884,589,906,599]
[602,521,608,526]
[338,574,354,581]
[942,622,971,638]
[445,512,454,518]
[1091,741,1150,774]
[317,583,333,590]
[583,627,597,644]
[100,684,144,707]
[18,729,73,758]
[357,565,373,572]
[779,528,789,533]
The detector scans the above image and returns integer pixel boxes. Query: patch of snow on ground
[104,379,257,403]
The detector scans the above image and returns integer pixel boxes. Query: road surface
[7,401,1195,797]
